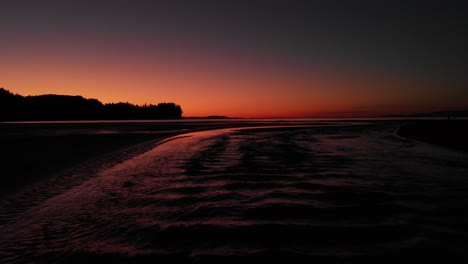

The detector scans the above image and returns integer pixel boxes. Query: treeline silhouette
[0,88,182,121]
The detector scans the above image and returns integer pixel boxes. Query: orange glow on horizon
[1,46,467,118]
[1,2,467,119]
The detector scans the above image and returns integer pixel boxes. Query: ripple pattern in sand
[1,124,468,262]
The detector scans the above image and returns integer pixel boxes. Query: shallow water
[1,122,468,262]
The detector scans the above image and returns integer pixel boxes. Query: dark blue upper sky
[2,0,466,78]
[1,0,467,117]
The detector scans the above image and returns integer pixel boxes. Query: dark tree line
[0,88,182,121]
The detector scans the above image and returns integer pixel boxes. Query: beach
[1,119,468,262]
[0,120,315,198]
[0,123,183,198]
[397,120,468,152]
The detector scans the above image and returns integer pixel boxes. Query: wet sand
[0,133,179,198]
[0,121,210,198]
[0,120,320,197]
[397,120,468,151]
[1,120,468,262]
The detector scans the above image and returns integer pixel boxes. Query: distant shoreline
[397,120,468,152]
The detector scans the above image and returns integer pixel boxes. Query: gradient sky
[1,0,467,117]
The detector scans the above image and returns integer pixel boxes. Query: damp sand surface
[1,120,468,262]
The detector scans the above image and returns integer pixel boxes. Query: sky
[1,0,467,118]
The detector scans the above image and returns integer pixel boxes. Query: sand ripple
[1,123,468,262]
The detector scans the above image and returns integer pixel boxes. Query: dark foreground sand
[397,120,468,152]
[3,119,466,199]
[1,120,468,262]
[0,120,297,198]
[1,120,468,263]
[0,121,225,198]
[0,132,182,198]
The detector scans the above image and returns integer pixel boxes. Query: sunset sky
[1,0,467,118]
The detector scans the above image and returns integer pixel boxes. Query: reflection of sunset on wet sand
[1,120,468,262]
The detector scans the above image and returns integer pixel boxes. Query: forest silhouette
[0,88,182,121]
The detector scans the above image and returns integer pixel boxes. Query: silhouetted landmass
[397,120,468,151]
[0,88,182,121]
[383,110,468,118]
